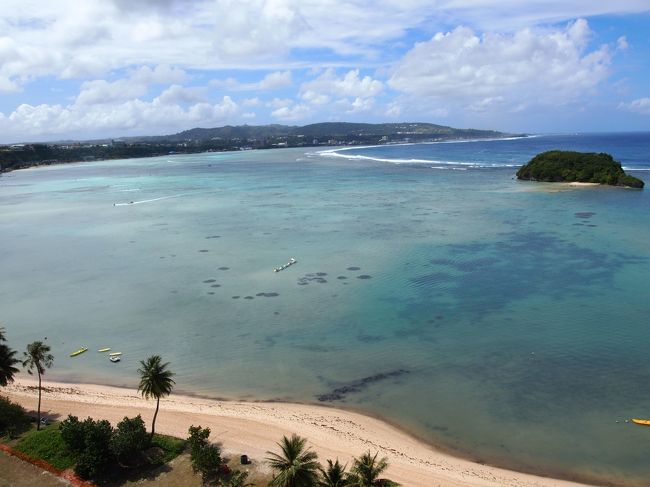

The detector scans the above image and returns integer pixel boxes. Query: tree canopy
[516,151,644,188]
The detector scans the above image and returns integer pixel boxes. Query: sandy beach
[3,377,592,487]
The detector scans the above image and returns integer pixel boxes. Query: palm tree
[0,327,20,387]
[22,340,54,430]
[266,434,320,487]
[347,452,399,487]
[137,355,175,440]
[318,459,349,486]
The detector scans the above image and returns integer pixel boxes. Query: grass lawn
[7,421,190,485]
[14,422,77,470]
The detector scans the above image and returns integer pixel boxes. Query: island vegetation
[516,150,644,188]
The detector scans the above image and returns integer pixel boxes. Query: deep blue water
[1,133,649,486]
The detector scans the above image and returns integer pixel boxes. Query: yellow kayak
[632,419,650,426]
[98,348,111,352]
[70,347,88,357]
[109,352,122,356]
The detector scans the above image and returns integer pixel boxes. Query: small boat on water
[274,257,297,272]
[632,418,650,426]
[98,348,111,352]
[109,356,121,363]
[109,352,122,356]
[70,347,88,357]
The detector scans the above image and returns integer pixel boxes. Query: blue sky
[1,1,649,143]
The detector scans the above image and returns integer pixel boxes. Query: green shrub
[60,415,114,480]
[59,415,85,452]
[0,396,30,438]
[188,425,222,485]
[111,415,148,465]
[78,419,113,479]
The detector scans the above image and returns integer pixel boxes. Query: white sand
[4,378,593,487]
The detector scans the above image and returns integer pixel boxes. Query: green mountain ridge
[129,122,506,143]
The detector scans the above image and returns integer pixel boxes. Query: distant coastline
[0,122,518,174]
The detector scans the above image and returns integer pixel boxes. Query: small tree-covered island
[516,150,644,188]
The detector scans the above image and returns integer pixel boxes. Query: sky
[1,0,649,143]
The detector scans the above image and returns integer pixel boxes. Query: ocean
[1,133,649,485]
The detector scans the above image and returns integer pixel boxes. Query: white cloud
[0,1,646,88]
[155,85,205,105]
[76,79,148,106]
[242,97,262,107]
[389,20,612,109]
[268,97,294,109]
[210,70,292,91]
[0,95,240,140]
[131,65,188,85]
[301,69,383,100]
[348,96,375,113]
[271,103,310,121]
[0,75,20,94]
[0,1,647,139]
[301,90,330,105]
[618,97,650,115]
[258,70,293,90]
[76,65,188,105]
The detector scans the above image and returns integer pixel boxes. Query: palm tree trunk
[150,396,160,441]
[36,370,42,431]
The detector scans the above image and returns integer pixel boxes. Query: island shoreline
[3,377,599,487]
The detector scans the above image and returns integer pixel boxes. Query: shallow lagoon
[2,134,650,485]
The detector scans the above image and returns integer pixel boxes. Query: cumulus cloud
[76,65,188,105]
[1,1,646,88]
[618,98,650,115]
[210,71,292,91]
[301,69,383,99]
[389,20,612,110]
[0,1,646,139]
[271,103,311,121]
[0,94,239,140]
[298,69,383,115]
[155,85,206,105]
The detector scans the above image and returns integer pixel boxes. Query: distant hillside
[130,122,507,143]
[1,122,515,174]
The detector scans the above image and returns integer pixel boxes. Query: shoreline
[3,377,593,487]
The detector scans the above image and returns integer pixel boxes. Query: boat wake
[113,194,185,206]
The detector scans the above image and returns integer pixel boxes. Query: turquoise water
[1,134,649,485]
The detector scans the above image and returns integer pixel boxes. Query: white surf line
[113,194,185,206]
